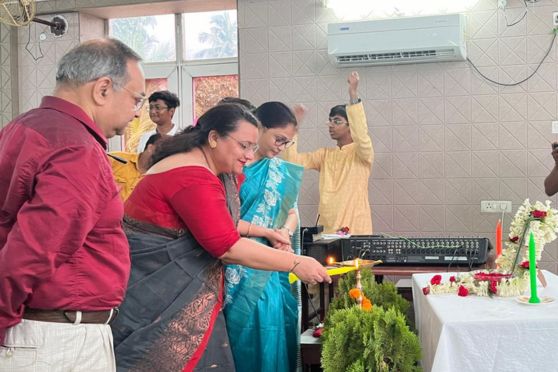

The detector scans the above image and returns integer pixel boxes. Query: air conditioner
[328,14,466,67]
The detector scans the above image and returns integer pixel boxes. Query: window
[109,15,176,63]
[193,75,239,121]
[183,10,238,61]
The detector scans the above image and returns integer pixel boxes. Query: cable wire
[467,30,557,87]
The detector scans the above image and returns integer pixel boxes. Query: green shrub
[322,268,421,372]
[321,306,421,372]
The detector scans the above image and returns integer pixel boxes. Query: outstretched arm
[282,104,326,170]
[346,72,373,164]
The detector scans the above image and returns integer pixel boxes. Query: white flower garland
[425,199,558,298]
[497,199,558,273]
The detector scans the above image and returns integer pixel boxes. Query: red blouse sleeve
[169,178,240,258]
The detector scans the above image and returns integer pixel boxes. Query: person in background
[111,103,330,372]
[544,142,558,196]
[225,102,303,372]
[136,90,180,152]
[109,133,165,201]
[283,71,374,235]
[0,38,144,371]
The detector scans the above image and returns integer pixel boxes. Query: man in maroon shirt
[0,38,144,371]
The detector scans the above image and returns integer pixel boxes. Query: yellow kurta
[283,102,374,234]
[108,152,142,201]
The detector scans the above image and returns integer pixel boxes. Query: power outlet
[553,11,558,27]
[553,121,558,134]
[481,200,512,213]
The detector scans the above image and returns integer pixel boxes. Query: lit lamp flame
[326,256,335,266]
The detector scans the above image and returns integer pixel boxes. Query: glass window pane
[193,75,239,121]
[124,78,168,152]
[183,10,238,61]
[109,15,176,63]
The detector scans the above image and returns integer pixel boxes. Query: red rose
[520,261,529,269]
[510,236,519,243]
[449,276,456,283]
[531,210,547,219]
[312,326,324,338]
[489,280,498,294]
[457,285,469,297]
[423,286,430,295]
[430,275,442,285]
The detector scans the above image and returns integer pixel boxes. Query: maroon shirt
[0,96,130,343]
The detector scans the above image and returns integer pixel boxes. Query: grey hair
[56,38,142,89]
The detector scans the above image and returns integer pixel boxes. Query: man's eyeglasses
[274,135,295,148]
[149,104,169,112]
[121,86,147,112]
[327,117,347,126]
[228,134,259,154]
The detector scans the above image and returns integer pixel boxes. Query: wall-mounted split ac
[328,14,466,67]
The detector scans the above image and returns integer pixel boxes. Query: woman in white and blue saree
[225,102,303,372]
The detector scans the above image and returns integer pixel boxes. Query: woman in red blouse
[112,103,330,372]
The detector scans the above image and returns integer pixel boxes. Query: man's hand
[348,71,359,99]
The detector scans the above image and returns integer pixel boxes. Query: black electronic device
[300,225,324,243]
[341,235,492,266]
[302,237,344,265]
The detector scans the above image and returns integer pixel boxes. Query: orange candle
[496,219,502,257]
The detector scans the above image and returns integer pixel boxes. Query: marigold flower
[457,285,469,297]
[362,298,373,311]
[349,288,361,300]
[430,274,442,285]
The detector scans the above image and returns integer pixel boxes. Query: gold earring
[209,141,217,149]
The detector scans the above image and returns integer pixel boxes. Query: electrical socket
[481,200,512,213]
[553,11,558,27]
[553,121,558,134]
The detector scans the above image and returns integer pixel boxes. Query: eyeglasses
[274,135,295,148]
[149,104,169,112]
[121,85,147,112]
[327,117,347,126]
[228,134,259,154]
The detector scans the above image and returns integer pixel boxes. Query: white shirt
[136,124,179,153]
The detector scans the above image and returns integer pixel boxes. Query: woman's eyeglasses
[227,135,259,154]
[274,135,295,148]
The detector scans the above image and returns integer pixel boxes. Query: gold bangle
[289,258,301,273]
[247,223,252,237]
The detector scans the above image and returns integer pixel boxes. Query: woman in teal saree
[225,102,303,372]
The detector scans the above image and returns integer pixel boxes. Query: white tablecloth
[412,271,558,372]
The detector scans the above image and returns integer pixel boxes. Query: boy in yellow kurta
[283,72,374,234]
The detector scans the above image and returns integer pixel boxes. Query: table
[412,270,558,372]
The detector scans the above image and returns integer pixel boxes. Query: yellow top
[108,152,142,201]
[283,102,374,234]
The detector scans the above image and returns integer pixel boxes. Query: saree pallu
[113,174,240,372]
[224,157,303,372]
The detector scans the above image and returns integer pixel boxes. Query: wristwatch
[282,226,294,237]
[349,97,361,105]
